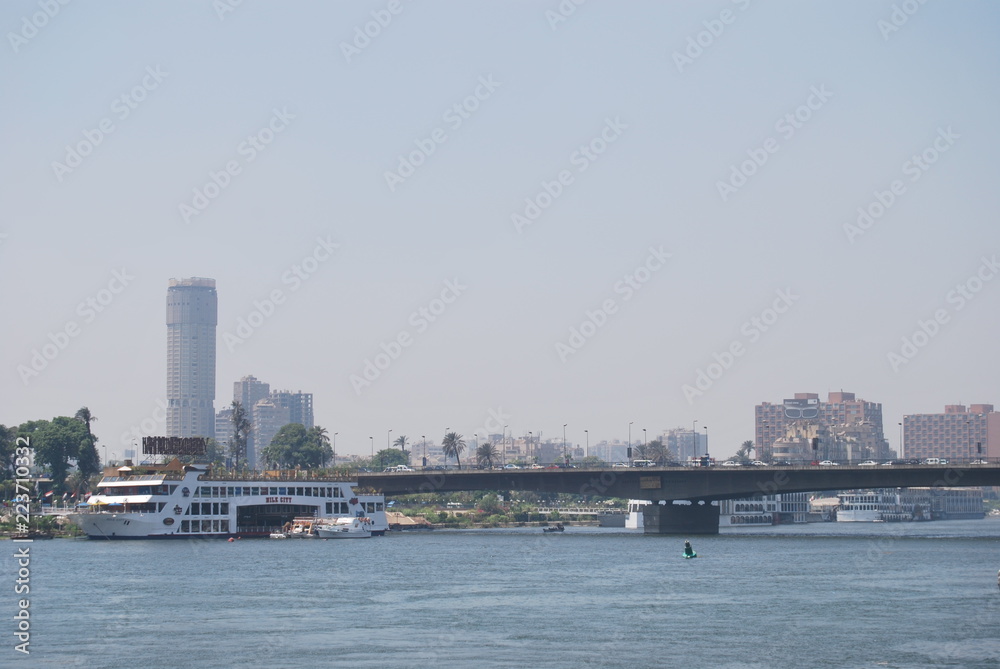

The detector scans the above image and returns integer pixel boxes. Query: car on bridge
[817,460,839,466]
[611,462,629,468]
[857,460,879,466]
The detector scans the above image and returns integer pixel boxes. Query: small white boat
[315,516,373,539]
[269,532,288,539]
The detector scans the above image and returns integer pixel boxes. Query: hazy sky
[3,1,998,461]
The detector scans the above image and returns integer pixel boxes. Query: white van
[922,458,942,465]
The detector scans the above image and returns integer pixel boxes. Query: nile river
[7,519,1000,668]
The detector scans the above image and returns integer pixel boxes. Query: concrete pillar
[642,500,719,535]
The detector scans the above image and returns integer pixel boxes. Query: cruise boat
[836,489,917,523]
[68,464,389,539]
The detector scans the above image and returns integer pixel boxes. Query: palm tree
[73,407,101,477]
[309,426,332,467]
[736,440,755,462]
[441,432,466,469]
[229,401,252,470]
[393,434,409,451]
[476,441,500,469]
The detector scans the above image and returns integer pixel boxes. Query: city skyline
[3,2,999,461]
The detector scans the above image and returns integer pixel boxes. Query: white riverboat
[836,489,915,523]
[68,464,388,539]
[315,516,373,539]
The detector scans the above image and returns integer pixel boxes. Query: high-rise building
[755,391,889,462]
[233,375,270,467]
[166,278,217,439]
[903,404,998,461]
[269,390,314,429]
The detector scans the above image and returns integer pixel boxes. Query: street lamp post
[103,446,108,469]
[692,420,698,458]
[528,432,533,463]
[421,435,426,468]
[628,422,633,465]
[563,423,567,463]
[584,429,588,460]
[503,425,508,466]
[332,432,338,468]
[898,421,903,460]
[369,436,373,468]
[967,419,971,463]
[704,426,709,461]
[643,428,647,450]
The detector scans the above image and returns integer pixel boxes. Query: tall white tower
[166,277,217,438]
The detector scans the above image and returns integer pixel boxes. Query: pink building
[902,404,998,462]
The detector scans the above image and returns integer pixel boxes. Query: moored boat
[67,464,389,539]
[315,516,373,538]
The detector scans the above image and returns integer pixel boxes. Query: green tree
[229,401,252,470]
[260,423,331,469]
[19,417,89,491]
[736,440,755,462]
[478,492,502,514]
[392,434,409,452]
[441,432,466,468]
[375,448,409,469]
[0,425,16,481]
[646,439,670,465]
[74,407,101,478]
[579,455,604,467]
[475,441,499,469]
[308,426,332,467]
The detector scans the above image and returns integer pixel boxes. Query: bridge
[358,463,1000,534]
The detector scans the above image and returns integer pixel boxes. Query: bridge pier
[642,501,719,535]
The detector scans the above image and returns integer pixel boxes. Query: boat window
[235,487,242,496]
[227,487,234,497]
[376,502,383,511]
[181,521,189,532]
[268,487,276,495]
[221,520,229,533]
[279,487,287,496]
[212,503,220,515]
[221,503,228,514]
[305,488,312,497]
[250,487,258,496]
[326,502,333,514]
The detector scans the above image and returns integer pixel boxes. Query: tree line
[0,407,102,494]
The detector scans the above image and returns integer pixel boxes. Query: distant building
[214,407,233,457]
[903,404,999,461]
[232,375,270,467]
[662,428,708,461]
[166,277,217,439]
[252,398,291,464]
[755,391,889,462]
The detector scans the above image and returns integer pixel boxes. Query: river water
[6,519,1000,668]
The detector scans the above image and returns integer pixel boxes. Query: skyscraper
[166,277,217,439]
